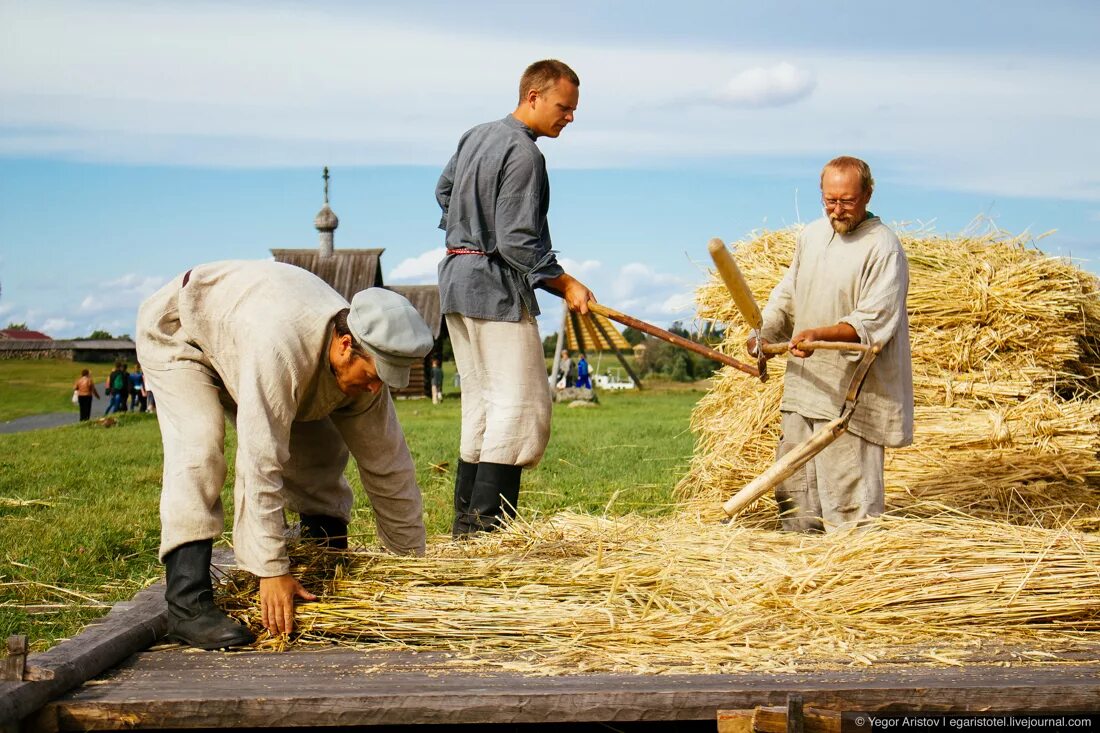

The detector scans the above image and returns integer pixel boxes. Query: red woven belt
[446,248,486,256]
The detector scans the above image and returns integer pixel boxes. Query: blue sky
[1,0,1098,338]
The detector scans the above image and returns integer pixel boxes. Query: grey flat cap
[347,288,434,389]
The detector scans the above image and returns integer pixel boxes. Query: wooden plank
[3,550,248,730]
[717,709,756,733]
[787,693,804,733]
[748,706,842,733]
[22,585,167,683]
[0,584,168,727]
[25,647,1100,731]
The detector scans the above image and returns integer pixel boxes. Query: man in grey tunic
[137,261,434,648]
[436,59,596,536]
[751,156,914,532]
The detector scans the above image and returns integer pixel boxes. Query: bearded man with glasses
[748,156,914,533]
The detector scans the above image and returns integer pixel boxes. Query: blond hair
[821,156,874,194]
[518,59,579,103]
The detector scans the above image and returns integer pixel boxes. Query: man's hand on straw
[260,573,317,636]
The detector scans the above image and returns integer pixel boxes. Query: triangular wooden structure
[563,311,630,352]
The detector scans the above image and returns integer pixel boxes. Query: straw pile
[680,228,1100,529]
[220,511,1100,674]
[209,228,1100,674]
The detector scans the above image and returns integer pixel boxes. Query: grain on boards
[215,228,1100,674]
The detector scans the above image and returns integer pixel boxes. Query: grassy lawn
[0,359,706,649]
[0,359,113,421]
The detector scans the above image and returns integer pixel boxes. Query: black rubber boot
[300,514,349,550]
[163,540,255,650]
[451,459,479,538]
[467,462,522,533]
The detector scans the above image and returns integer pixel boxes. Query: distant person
[118,363,131,412]
[575,352,591,389]
[430,358,444,404]
[436,59,596,536]
[103,362,127,415]
[73,369,100,422]
[136,260,433,650]
[558,349,573,388]
[130,364,148,412]
[749,156,913,533]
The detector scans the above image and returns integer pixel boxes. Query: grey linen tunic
[436,115,565,321]
[760,216,914,448]
[137,260,425,577]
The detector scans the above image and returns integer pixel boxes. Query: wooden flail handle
[587,302,759,378]
[760,341,872,355]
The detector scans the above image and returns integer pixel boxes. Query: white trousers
[147,366,358,569]
[446,312,552,467]
[774,411,885,532]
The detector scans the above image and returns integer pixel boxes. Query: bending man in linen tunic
[137,261,434,649]
[436,59,596,536]
[751,157,914,532]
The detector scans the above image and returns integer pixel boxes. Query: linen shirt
[760,216,914,447]
[436,115,565,321]
[137,260,424,576]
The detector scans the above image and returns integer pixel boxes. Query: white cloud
[387,248,445,283]
[611,262,689,301]
[558,258,602,279]
[712,62,816,108]
[79,274,168,314]
[532,259,698,339]
[39,317,76,334]
[657,291,697,315]
[1,2,1098,202]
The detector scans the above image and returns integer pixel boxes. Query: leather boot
[467,462,522,533]
[451,459,479,538]
[163,540,255,650]
[300,514,349,550]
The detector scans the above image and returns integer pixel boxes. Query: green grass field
[0,359,112,421]
[0,359,705,649]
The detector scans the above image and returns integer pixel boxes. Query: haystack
[679,228,1100,530]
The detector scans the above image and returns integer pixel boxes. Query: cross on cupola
[314,166,339,257]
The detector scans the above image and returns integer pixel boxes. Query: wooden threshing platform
[3,554,1100,731]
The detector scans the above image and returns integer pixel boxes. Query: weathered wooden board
[8,548,1100,731]
[24,646,1100,731]
[2,549,238,727]
[0,584,167,726]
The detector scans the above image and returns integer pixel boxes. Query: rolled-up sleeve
[838,250,907,351]
[494,149,564,289]
[331,389,426,556]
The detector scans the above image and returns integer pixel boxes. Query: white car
[594,370,635,391]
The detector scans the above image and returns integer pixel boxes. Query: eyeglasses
[822,197,861,210]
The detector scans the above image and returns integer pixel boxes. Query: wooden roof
[387,285,443,339]
[270,249,385,302]
[563,310,631,352]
